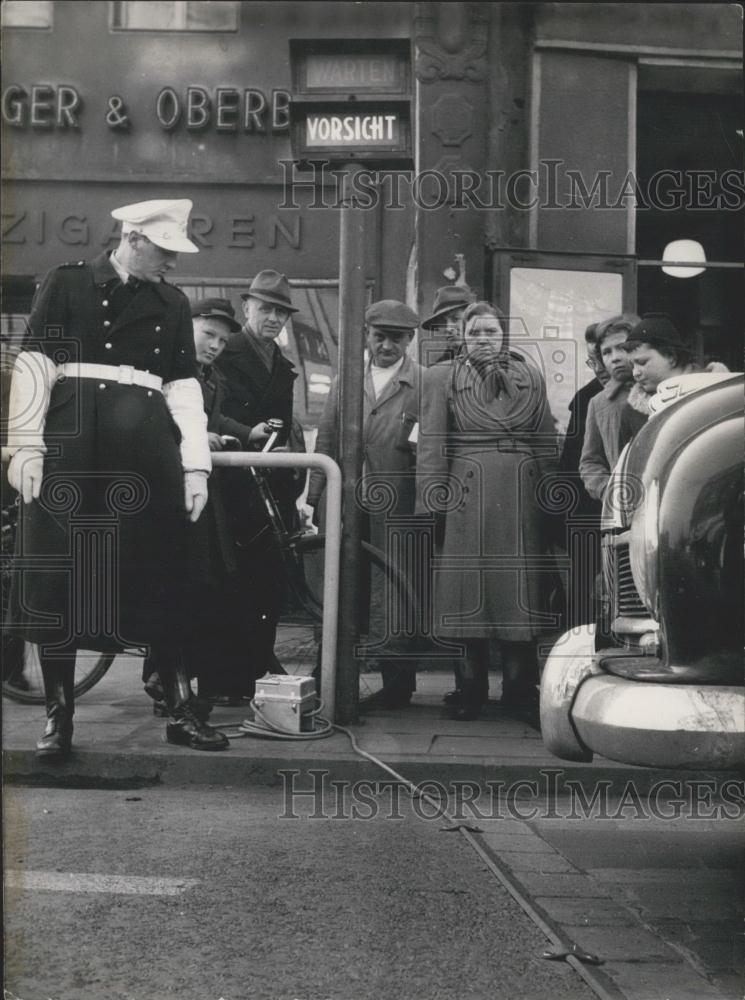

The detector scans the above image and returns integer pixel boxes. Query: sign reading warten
[305,54,402,91]
[305,111,400,148]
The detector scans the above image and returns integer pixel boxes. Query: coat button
[98,383,106,389]
[103,320,111,328]
[102,299,109,307]
[147,391,153,397]
[154,347,161,354]
[104,343,112,349]
[155,326,162,333]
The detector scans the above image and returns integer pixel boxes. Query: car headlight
[630,478,659,614]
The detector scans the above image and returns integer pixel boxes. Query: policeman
[6,198,229,755]
[308,300,423,708]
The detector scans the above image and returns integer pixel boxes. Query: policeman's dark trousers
[37,651,76,757]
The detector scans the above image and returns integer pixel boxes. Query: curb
[4,747,740,794]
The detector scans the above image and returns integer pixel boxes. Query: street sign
[290,39,413,167]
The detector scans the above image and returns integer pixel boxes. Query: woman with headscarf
[416,301,560,719]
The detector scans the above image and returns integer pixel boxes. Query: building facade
[2,1,742,431]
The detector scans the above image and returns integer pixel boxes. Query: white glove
[184,470,208,523]
[163,378,211,474]
[6,350,56,453]
[8,448,45,504]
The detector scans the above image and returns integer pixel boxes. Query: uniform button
[104,343,112,350]
[154,348,161,354]
[155,326,162,333]
[147,391,153,397]
[98,383,106,389]
[102,300,109,307]
[103,320,111,328]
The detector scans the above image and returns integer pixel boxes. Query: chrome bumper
[540,628,745,770]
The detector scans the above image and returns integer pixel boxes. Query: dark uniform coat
[11,251,199,652]
[189,365,252,583]
[416,351,560,641]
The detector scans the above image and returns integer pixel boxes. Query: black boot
[144,671,213,721]
[449,679,483,721]
[36,657,75,759]
[500,641,539,707]
[159,657,229,751]
[449,641,489,721]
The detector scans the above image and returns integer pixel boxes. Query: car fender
[540,625,600,762]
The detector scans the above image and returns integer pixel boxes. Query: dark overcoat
[215,328,298,543]
[415,352,560,641]
[11,251,199,651]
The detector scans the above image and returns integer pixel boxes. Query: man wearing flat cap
[6,198,230,754]
[308,299,423,708]
[421,284,475,366]
[215,269,300,688]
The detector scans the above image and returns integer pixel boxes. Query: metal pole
[213,451,341,723]
[336,162,369,724]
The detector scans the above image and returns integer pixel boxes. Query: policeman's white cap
[111,199,199,254]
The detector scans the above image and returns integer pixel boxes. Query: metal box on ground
[253,674,318,733]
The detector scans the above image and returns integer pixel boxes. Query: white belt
[57,363,163,392]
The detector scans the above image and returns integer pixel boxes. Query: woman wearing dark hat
[619,314,729,447]
[416,301,560,718]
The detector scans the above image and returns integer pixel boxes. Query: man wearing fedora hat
[308,299,424,708]
[6,198,231,754]
[215,270,299,687]
[420,284,476,366]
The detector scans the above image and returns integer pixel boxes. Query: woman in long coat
[416,301,559,718]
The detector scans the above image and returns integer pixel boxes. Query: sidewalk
[1,650,730,791]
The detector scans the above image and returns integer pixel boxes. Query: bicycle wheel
[1,500,116,704]
[1,638,115,704]
[274,532,417,692]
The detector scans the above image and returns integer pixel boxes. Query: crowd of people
[6,196,723,757]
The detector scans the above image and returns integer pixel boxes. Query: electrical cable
[330,724,626,1000]
[218,696,334,741]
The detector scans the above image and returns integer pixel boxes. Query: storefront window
[111,1,239,31]
[635,68,743,368]
[1,1,53,28]
[491,252,635,436]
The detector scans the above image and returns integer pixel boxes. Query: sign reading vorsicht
[290,39,412,167]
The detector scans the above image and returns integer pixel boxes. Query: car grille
[603,536,648,619]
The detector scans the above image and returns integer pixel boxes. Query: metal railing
[212,450,341,721]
